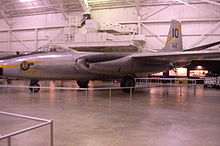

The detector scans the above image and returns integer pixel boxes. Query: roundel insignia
[20,61,30,71]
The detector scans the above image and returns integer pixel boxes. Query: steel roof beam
[55,0,68,21]
[0,6,13,28]
[190,21,220,47]
[89,1,208,10]
[141,23,165,45]
[199,0,220,6]
[79,0,90,13]
[174,0,197,9]
[142,4,171,20]
[174,0,219,17]
[3,2,80,12]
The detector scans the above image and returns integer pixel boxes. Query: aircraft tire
[7,79,12,84]
[76,80,89,88]
[29,80,40,93]
[120,76,135,93]
[29,83,40,93]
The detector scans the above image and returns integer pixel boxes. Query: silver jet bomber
[1,20,220,93]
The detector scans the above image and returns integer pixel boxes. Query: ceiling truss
[0,0,219,19]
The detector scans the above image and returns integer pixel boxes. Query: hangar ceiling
[0,0,220,19]
[0,0,219,52]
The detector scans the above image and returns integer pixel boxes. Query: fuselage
[0,51,191,81]
[0,51,127,80]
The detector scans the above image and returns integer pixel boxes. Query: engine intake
[76,59,90,71]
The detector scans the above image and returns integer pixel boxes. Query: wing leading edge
[131,50,220,62]
[184,41,220,52]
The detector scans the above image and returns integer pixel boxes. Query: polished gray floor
[0,80,220,146]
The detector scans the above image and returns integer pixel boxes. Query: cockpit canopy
[36,44,74,53]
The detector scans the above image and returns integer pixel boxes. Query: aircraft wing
[0,52,17,59]
[184,41,220,51]
[131,50,220,62]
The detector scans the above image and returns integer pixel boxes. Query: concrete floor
[0,80,220,146]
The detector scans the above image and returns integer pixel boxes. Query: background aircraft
[0,20,220,92]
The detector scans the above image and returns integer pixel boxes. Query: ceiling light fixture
[20,0,34,2]
[197,66,203,70]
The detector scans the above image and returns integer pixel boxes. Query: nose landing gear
[29,80,40,93]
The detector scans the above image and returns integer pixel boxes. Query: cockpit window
[36,44,74,53]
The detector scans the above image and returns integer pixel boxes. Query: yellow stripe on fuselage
[27,69,41,71]
[0,65,20,68]
[0,65,41,71]
[27,61,41,63]
[0,61,41,71]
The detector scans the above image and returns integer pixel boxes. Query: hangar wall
[0,2,219,52]
[92,3,220,50]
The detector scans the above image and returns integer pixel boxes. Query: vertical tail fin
[162,20,183,52]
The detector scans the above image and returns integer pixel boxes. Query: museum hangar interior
[0,0,220,146]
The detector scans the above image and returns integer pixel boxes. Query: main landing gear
[29,80,40,93]
[27,78,135,93]
[76,80,89,88]
[6,79,12,84]
[120,76,136,93]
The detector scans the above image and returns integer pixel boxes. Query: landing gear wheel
[30,83,40,93]
[7,79,12,84]
[120,76,135,93]
[76,80,89,88]
[29,80,40,93]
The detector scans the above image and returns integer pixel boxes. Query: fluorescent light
[20,0,34,2]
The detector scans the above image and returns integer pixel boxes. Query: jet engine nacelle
[76,57,133,75]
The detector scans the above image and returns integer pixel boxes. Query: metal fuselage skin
[0,51,190,81]
[1,52,103,80]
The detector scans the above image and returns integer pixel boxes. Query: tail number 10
[172,28,179,38]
